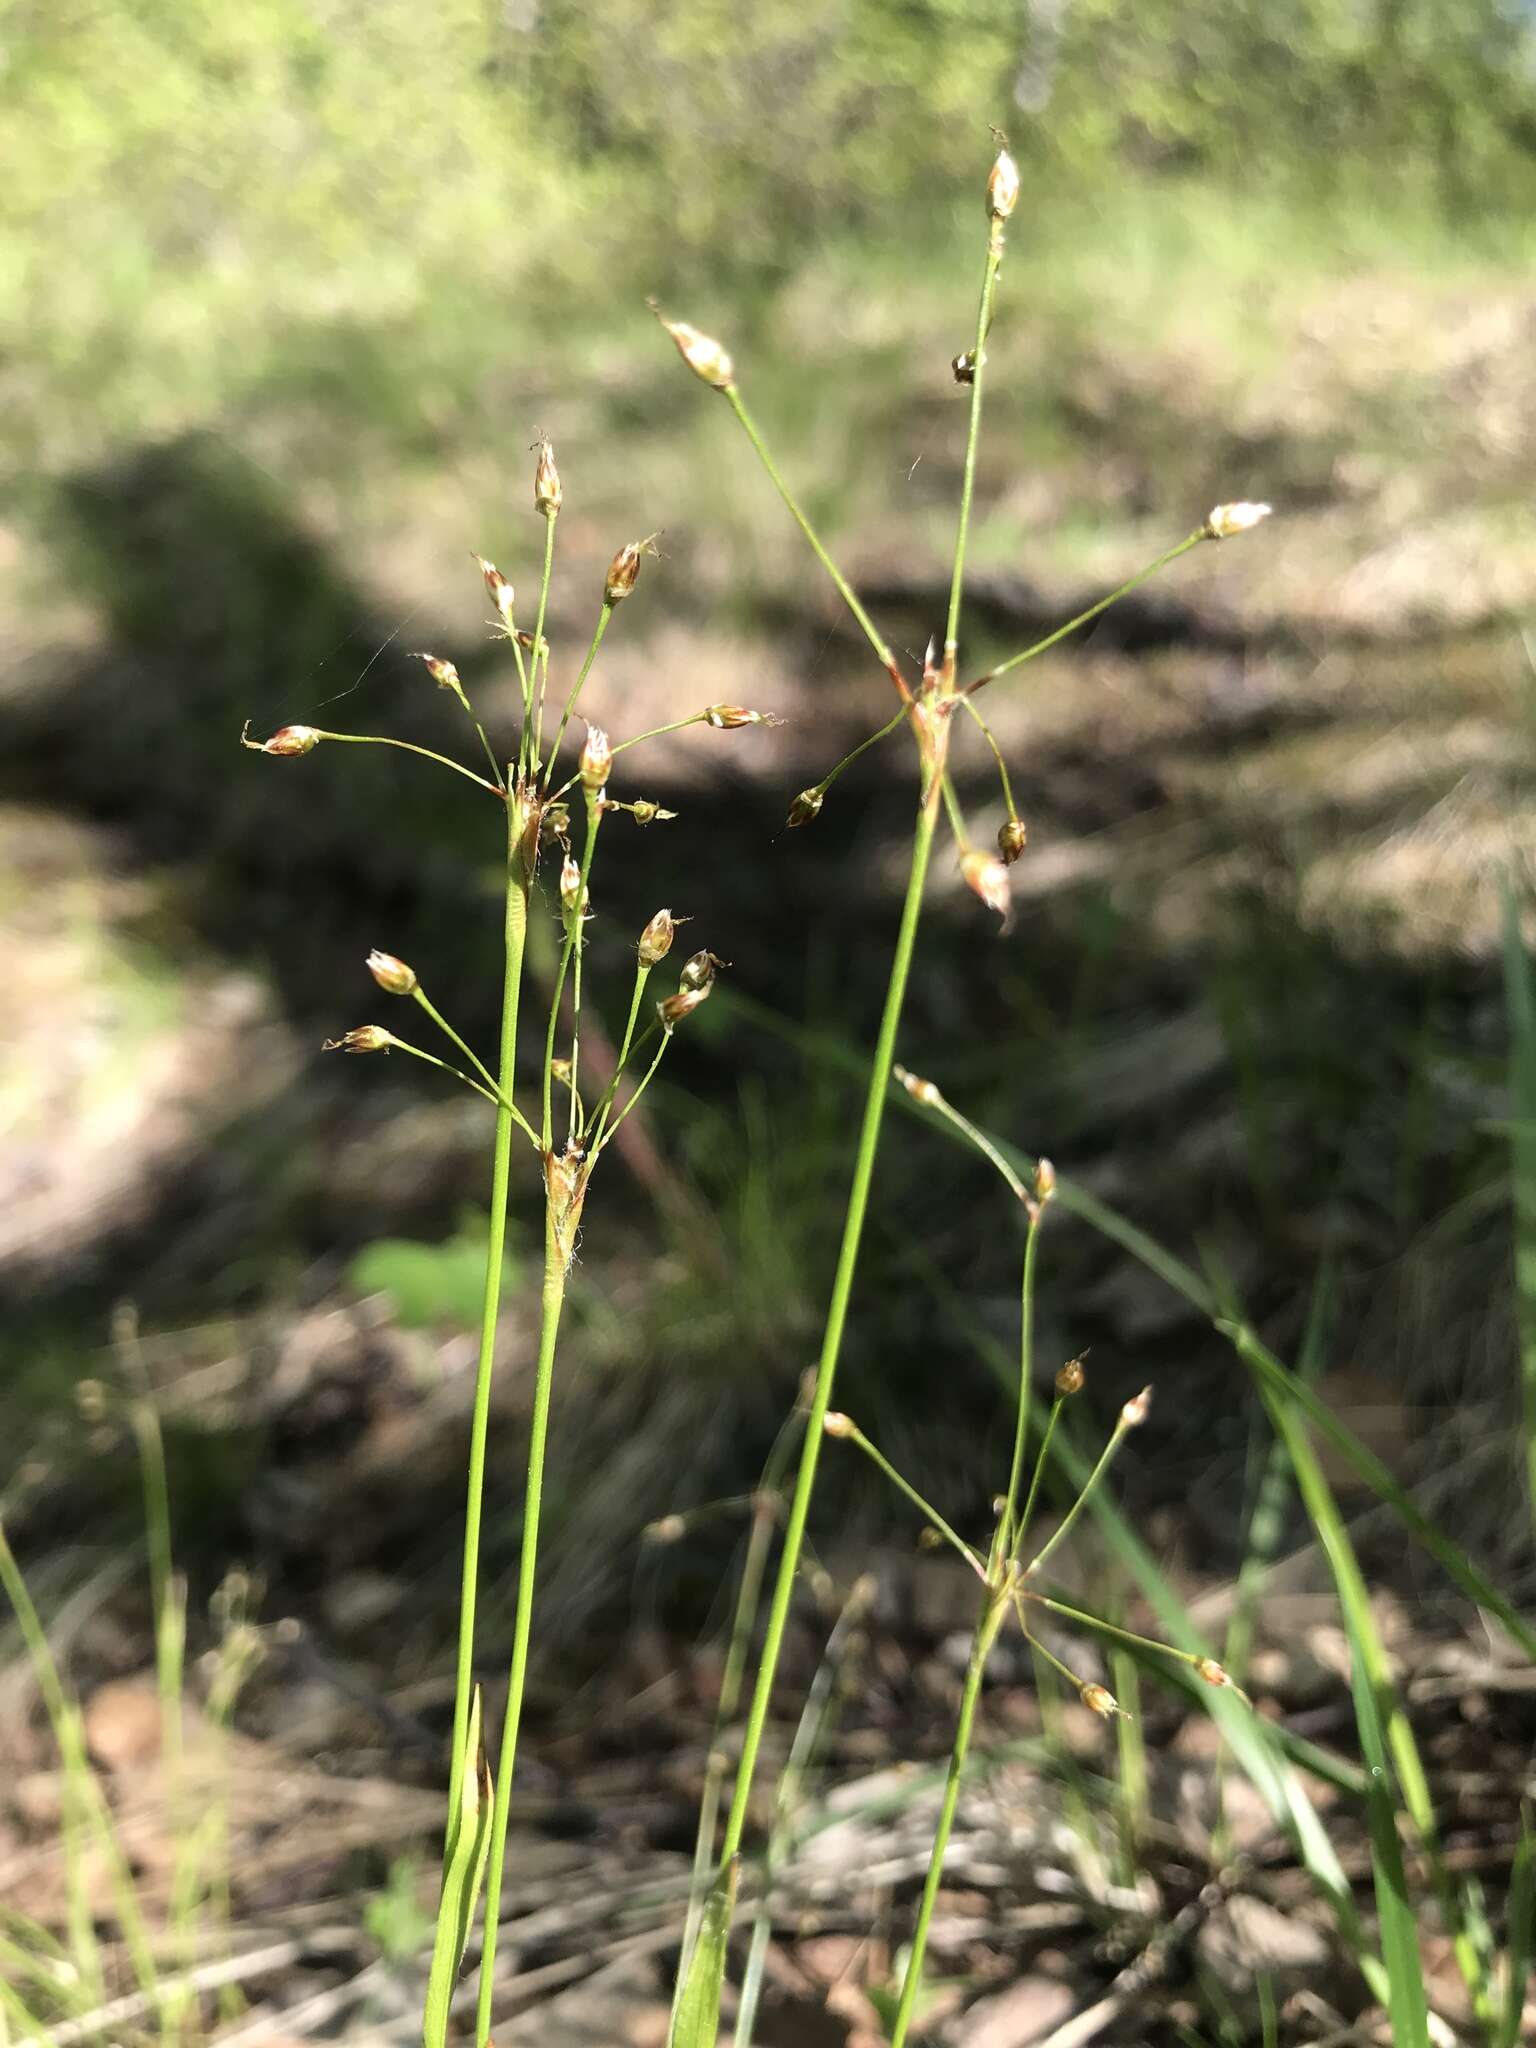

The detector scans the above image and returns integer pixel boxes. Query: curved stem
[475,1206,569,2044]
[411,988,539,1146]
[839,1422,986,1578]
[315,731,505,798]
[1000,1206,1042,1552]
[957,694,1019,820]
[595,1023,672,1152]
[447,799,531,1826]
[589,970,654,1151]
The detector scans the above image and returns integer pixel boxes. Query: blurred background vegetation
[4,4,1536,2017]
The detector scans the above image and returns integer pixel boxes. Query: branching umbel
[241,451,775,2048]
[653,134,1270,2045]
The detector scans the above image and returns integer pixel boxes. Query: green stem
[967,533,1206,695]
[314,730,506,798]
[944,235,1003,668]
[957,693,1019,820]
[447,797,531,1828]
[840,1422,986,1577]
[545,605,614,787]
[810,706,911,801]
[541,802,603,1149]
[595,1021,672,1152]
[719,777,943,1863]
[589,964,652,1151]
[529,514,558,775]
[725,388,906,695]
[1025,1415,1132,1581]
[888,1591,1009,2048]
[381,1033,532,1132]
[475,1205,570,2045]
[1012,1394,1064,1563]
[1001,1207,1042,1551]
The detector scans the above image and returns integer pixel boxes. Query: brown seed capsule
[679,949,725,992]
[822,1411,855,1439]
[785,786,824,829]
[658,985,708,1027]
[245,723,321,757]
[1055,1354,1085,1398]
[997,816,1028,865]
[323,1026,394,1054]
[1080,1682,1122,1719]
[705,704,772,729]
[539,800,571,845]
[366,950,418,997]
[638,908,677,967]
[987,144,1021,222]
[415,652,466,702]
[652,307,735,390]
[604,535,656,605]
[1120,1386,1153,1429]
[579,723,612,791]
[952,349,977,386]
[534,439,562,517]
[1034,1156,1056,1201]
[961,849,1011,921]
[1195,1657,1233,1689]
[476,555,515,629]
[627,799,677,826]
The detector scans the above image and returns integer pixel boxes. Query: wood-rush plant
[654,136,1272,2041]
[242,445,776,2048]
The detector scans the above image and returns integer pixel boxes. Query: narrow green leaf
[1503,877,1536,1522]
[1496,1814,1535,2048]
[423,1687,492,2048]
[671,1857,738,2048]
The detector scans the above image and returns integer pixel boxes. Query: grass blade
[1496,1813,1535,2048]
[423,1687,492,2048]
[1503,877,1536,1521]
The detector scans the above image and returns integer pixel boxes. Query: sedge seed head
[1120,1385,1153,1429]
[415,651,466,700]
[822,1411,855,1439]
[1195,1657,1233,1689]
[604,534,657,605]
[637,908,677,967]
[476,555,516,628]
[626,799,678,826]
[998,816,1028,865]
[1080,1682,1123,1720]
[1034,1156,1056,1201]
[323,1025,393,1054]
[366,950,418,997]
[246,723,321,757]
[658,985,708,1027]
[705,704,775,729]
[579,722,612,791]
[987,144,1021,222]
[895,1064,942,1108]
[786,787,824,828]
[1205,500,1272,540]
[644,1513,687,1545]
[651,305,735,390]
[679,948,726,992]
[534,438,562,517]
[559,854,584,918]
[952,349,978,386]
[961,849,1012,922]
[1055,1354,1085,1397]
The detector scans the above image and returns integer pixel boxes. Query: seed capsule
[1205,501,1272,540]
[997,816,1028,865]
[366,950,418,997]
[658,985,709,1027]
[1195,1657,1233,1689]
[787,787,824,828]
[415,652,466,703]
[1035,1157,1056,1201]
[822,1412,855,1439]
[1055,1354,1085,1398]
[323,1026,394,1054]
[961,849,1011,921]
[604,536,656,605]
[679,949,725,992]
[476,555,516,629]
[705,704,773,729]
[534,439,562,517]
[559,855,584,919]
[637,909,677,967]
[244,723,321,757]
[987,145,1021,222]
[1080,1682,1122,1719]
[1120,1386,1153,1429]
[952,350,978,386]
[652,307,735,390]
[579,723,612,792]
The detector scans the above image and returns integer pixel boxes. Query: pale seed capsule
[366,950,417,997]
[1080,1682,1122,1719]
[705,704,772,729]
[534,439,562,516]
[653,308,735,390]
[1195,1657,1233,1689]
[476,555,515,629]
[961,849,1011,920]
[645,1514,687,1545]
[1205,501,1272,540]
[998,816,1028,864]
[1035,1157,1056,1201]
[415,652,466,701]
[604,538,651,605]
[559,855,584,918]
[324,1026,394,1054]
[638,908,677,967]
[1120,1386,1153,1429]
[987,145,1021,222]
[628,799,677,825]
[579,723,612,791]
[822,1411,855,1439]
[895,1065,942,1108]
